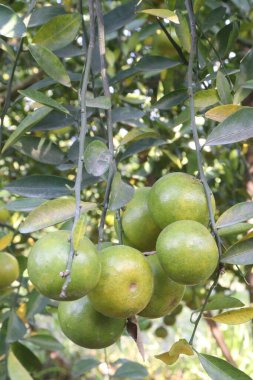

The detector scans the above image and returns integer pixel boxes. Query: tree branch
[185,0,223,345]
[60,0,95,298]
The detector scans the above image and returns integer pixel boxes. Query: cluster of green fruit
[26,172,219,350]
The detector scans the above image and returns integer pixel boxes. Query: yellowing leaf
[139,9,179,24]
[0,232,14,250]
[155,339,194,365]
[205,307,253,325]
[73,214,87,251]
[205,105,244,122]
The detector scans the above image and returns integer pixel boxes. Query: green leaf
[104,0,137,34]
[216,202,253,228]
[109,172,134,211]
[13,136,64,165]
[31,106,79,131]
[241,79,253,89]
[205,105,244,122]
[119,138,166,161]
[193,89,219,108]
[86,96,111,110]
[198,353,252,380]
[73,214,87,251]
[221,238,253,265]
[84,140,112,177]
[153,90,188,110]
[135,55,180,71]
[8,351,33,380]
[19,89,69,114]
[2,107,52,153]
[112,107,144,123]
[6,311,26,344]
[28,6,66,27]
[72,358,100,378]
[206,108,253,146]
[216,71,233,104]
[33,13,81,51]
[0,4,26,38]
[11,342,42,373]
[6,198,46,212]
[204,295,244,311]
[26,291,49,320]
[206,307,253,325]
[29,44,71,87]
[113,361,148,379]
[216,22,239,58]
[174,11,191,52]
[24,334,63,351]
[19,197,96,233]
[5,175,74,199]
[155,339,194,365]
[218,223,252,237]
[0,37,15,60]
[120,128,159,145]
[139,9,179,23]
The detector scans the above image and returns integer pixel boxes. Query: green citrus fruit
[156,220,219,286]
[28,231,100,301]
[121,188,161,251]
[170,304,183,316]
[138,255,185,319]
[148,172,215,229]
[58,297,125,349]
[88,245,153,318]
[155,326,168,338]
[0,252,19,289]
[0,201,10,223]
[163,315,176,326]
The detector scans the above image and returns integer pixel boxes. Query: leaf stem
[95,0,117,250]
[60,0,95,298]
[185,0,223,345]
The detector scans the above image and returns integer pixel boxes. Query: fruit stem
[95,0,119,250]
[60,0,95,298]
[185,0,223,345]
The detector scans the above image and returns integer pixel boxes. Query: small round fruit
[155,326,168,338]
[170,304,183,316]
[28,231,100,301]
[58,297,125,349]
[88,245,153,319]
[156,220,219,286]
[138,255,185,319]
[121,188,161,251]
[0,252,19,289]
[148,172,215,229]
[0,201,10,223]
[163,315,176,326]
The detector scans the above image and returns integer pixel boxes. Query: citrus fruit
[155,326,168,338]
[0,252,19,289]
[148,172,215,229]
[121,188,161,251]
[0,201,10,223]
[28,231,100,301]
[138,255,185,319]
[88,245,153,318]
[163,315,176,326]
[58,297,125,349]
[156,220,219,285]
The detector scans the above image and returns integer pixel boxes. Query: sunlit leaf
[33,13,81,51]
[73,214,87,251]
[120,128,159,145]
[0,5,26,38]
[2,107,52,153]
[109,172,134,211]
[19,197,96,233]
[19,89,69,114]
[216,202,253,228]
[193,89,219,108]
[205,105,244,122]
[29,44,71,87]
[174,11,191,52]
[84,140,112,177]
[86,96,111,110]
[155,339,194,365]
[198,353,251,380]
[204,295,244,311]
[206,108,253,146]
[216,71,233,104]
[221,238,253,265]
[206,307,253,325]
[0,232,14,251]
[139,9,179,23]
[8,351,33,380]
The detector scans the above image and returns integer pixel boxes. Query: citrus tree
[0,0,253,379]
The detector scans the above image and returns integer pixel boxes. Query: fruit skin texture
[156,220,219,286]
[28,231,100,301]
[88,245,154,319]
[138,255,185,319]
[148,172,215,229]
[0,252,19,289]
[121,187,161,251]
[58,297,125,349]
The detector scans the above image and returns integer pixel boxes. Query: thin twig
[115,209,123,244]
[60,0,95,298]
[185,0,223,345]
[95,0,116,250]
